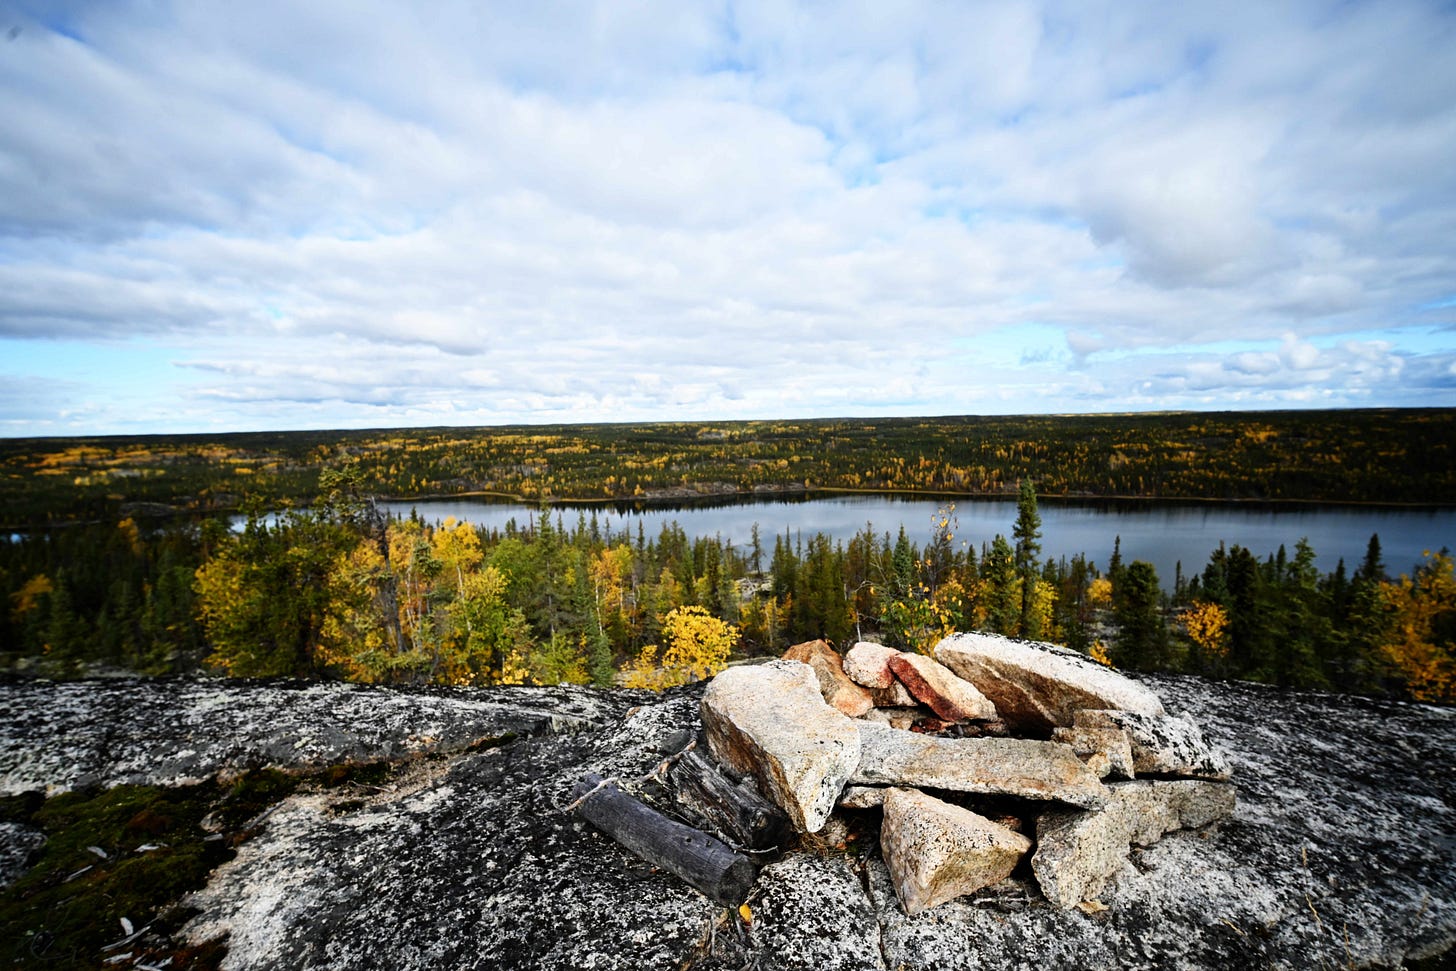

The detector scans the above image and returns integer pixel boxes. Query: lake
[378,494,1456,583]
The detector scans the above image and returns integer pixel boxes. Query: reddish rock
[782,640,875,718]
[888,652,997,722]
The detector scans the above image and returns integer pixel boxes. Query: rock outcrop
[2,672,1454,970]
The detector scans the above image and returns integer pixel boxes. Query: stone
[700,660,861,833]
[837,785,886,809]
[933,632,1166,732]
[1073,709,1231,780]
[871,678,919,708]
[1032,779,1237,908]
[888,652,998,722]
[781,640,875,717]
[1051,726,1135,780]
[858,707,919,731]
[849,721,1109,809]
[880,787,1032,915]
[843,641,900,689]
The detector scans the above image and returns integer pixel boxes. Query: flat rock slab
[1073,709,1231,780]
[849,721,1109,809]
[782,640,875,717]
[934,632,1166,732]
[701,660,861,833]
[843,642,900,690]
[1032,779,1237,908]
[881,787,1031,915]
[888,652,997,722]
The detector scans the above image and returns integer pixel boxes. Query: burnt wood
[571,773,759,905]
[668,747,791,851]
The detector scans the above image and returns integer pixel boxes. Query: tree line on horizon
[3,408,1453,527]
[3,469,1452,704]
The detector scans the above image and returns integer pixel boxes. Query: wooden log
[668,747,792,851]
[571,773,759,905]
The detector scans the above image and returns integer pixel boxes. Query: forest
[3,463,1452,704]
[2,408,1453,527]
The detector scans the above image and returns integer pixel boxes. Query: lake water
[378,494,1456,583]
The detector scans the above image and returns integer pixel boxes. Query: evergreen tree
[1113,560,1168,670]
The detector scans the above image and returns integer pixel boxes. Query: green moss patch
[0,757,427,969]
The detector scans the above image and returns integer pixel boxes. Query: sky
[2,0,1455,437]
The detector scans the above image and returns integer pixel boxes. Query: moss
[0,760,424,969]
[0,783,225,969]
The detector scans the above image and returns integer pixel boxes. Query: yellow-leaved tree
[1379,551,1456,703]
[624,605,738,690]
[1182,600,1231,659]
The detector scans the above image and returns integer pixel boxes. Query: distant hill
[3,408,1453,526]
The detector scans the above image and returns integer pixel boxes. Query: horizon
[3,403,1449,444]
[3,2,1455,436]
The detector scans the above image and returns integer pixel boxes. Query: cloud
[1,0,1454,434]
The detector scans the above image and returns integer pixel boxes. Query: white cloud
[1,0,1454,434]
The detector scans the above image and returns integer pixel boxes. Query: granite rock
[858,707,919,731]
[1073,709,1231,780]
[843,642,901,690]
[934,632,1166,732]
[782,640,875,718]
[1050,725,1135,780]
[881,787,1032,915]
[871,679,920,708]
[700,660,861,833]
[2,673,1453,970]
[1032,779,1237,908]
[850,721,1109,809]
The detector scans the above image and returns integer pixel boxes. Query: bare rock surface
[843,642,900,690]
[0,676,626,795]
[1032,779,1237,908]
[887,652,997,722]
[850,720,1110,809]
[781,640,875,717]
[700,660,861,833]
[934,633,1165,732]
[880,788,1031,915]
[2,672,1454,969]
[1073,708,1232,780]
